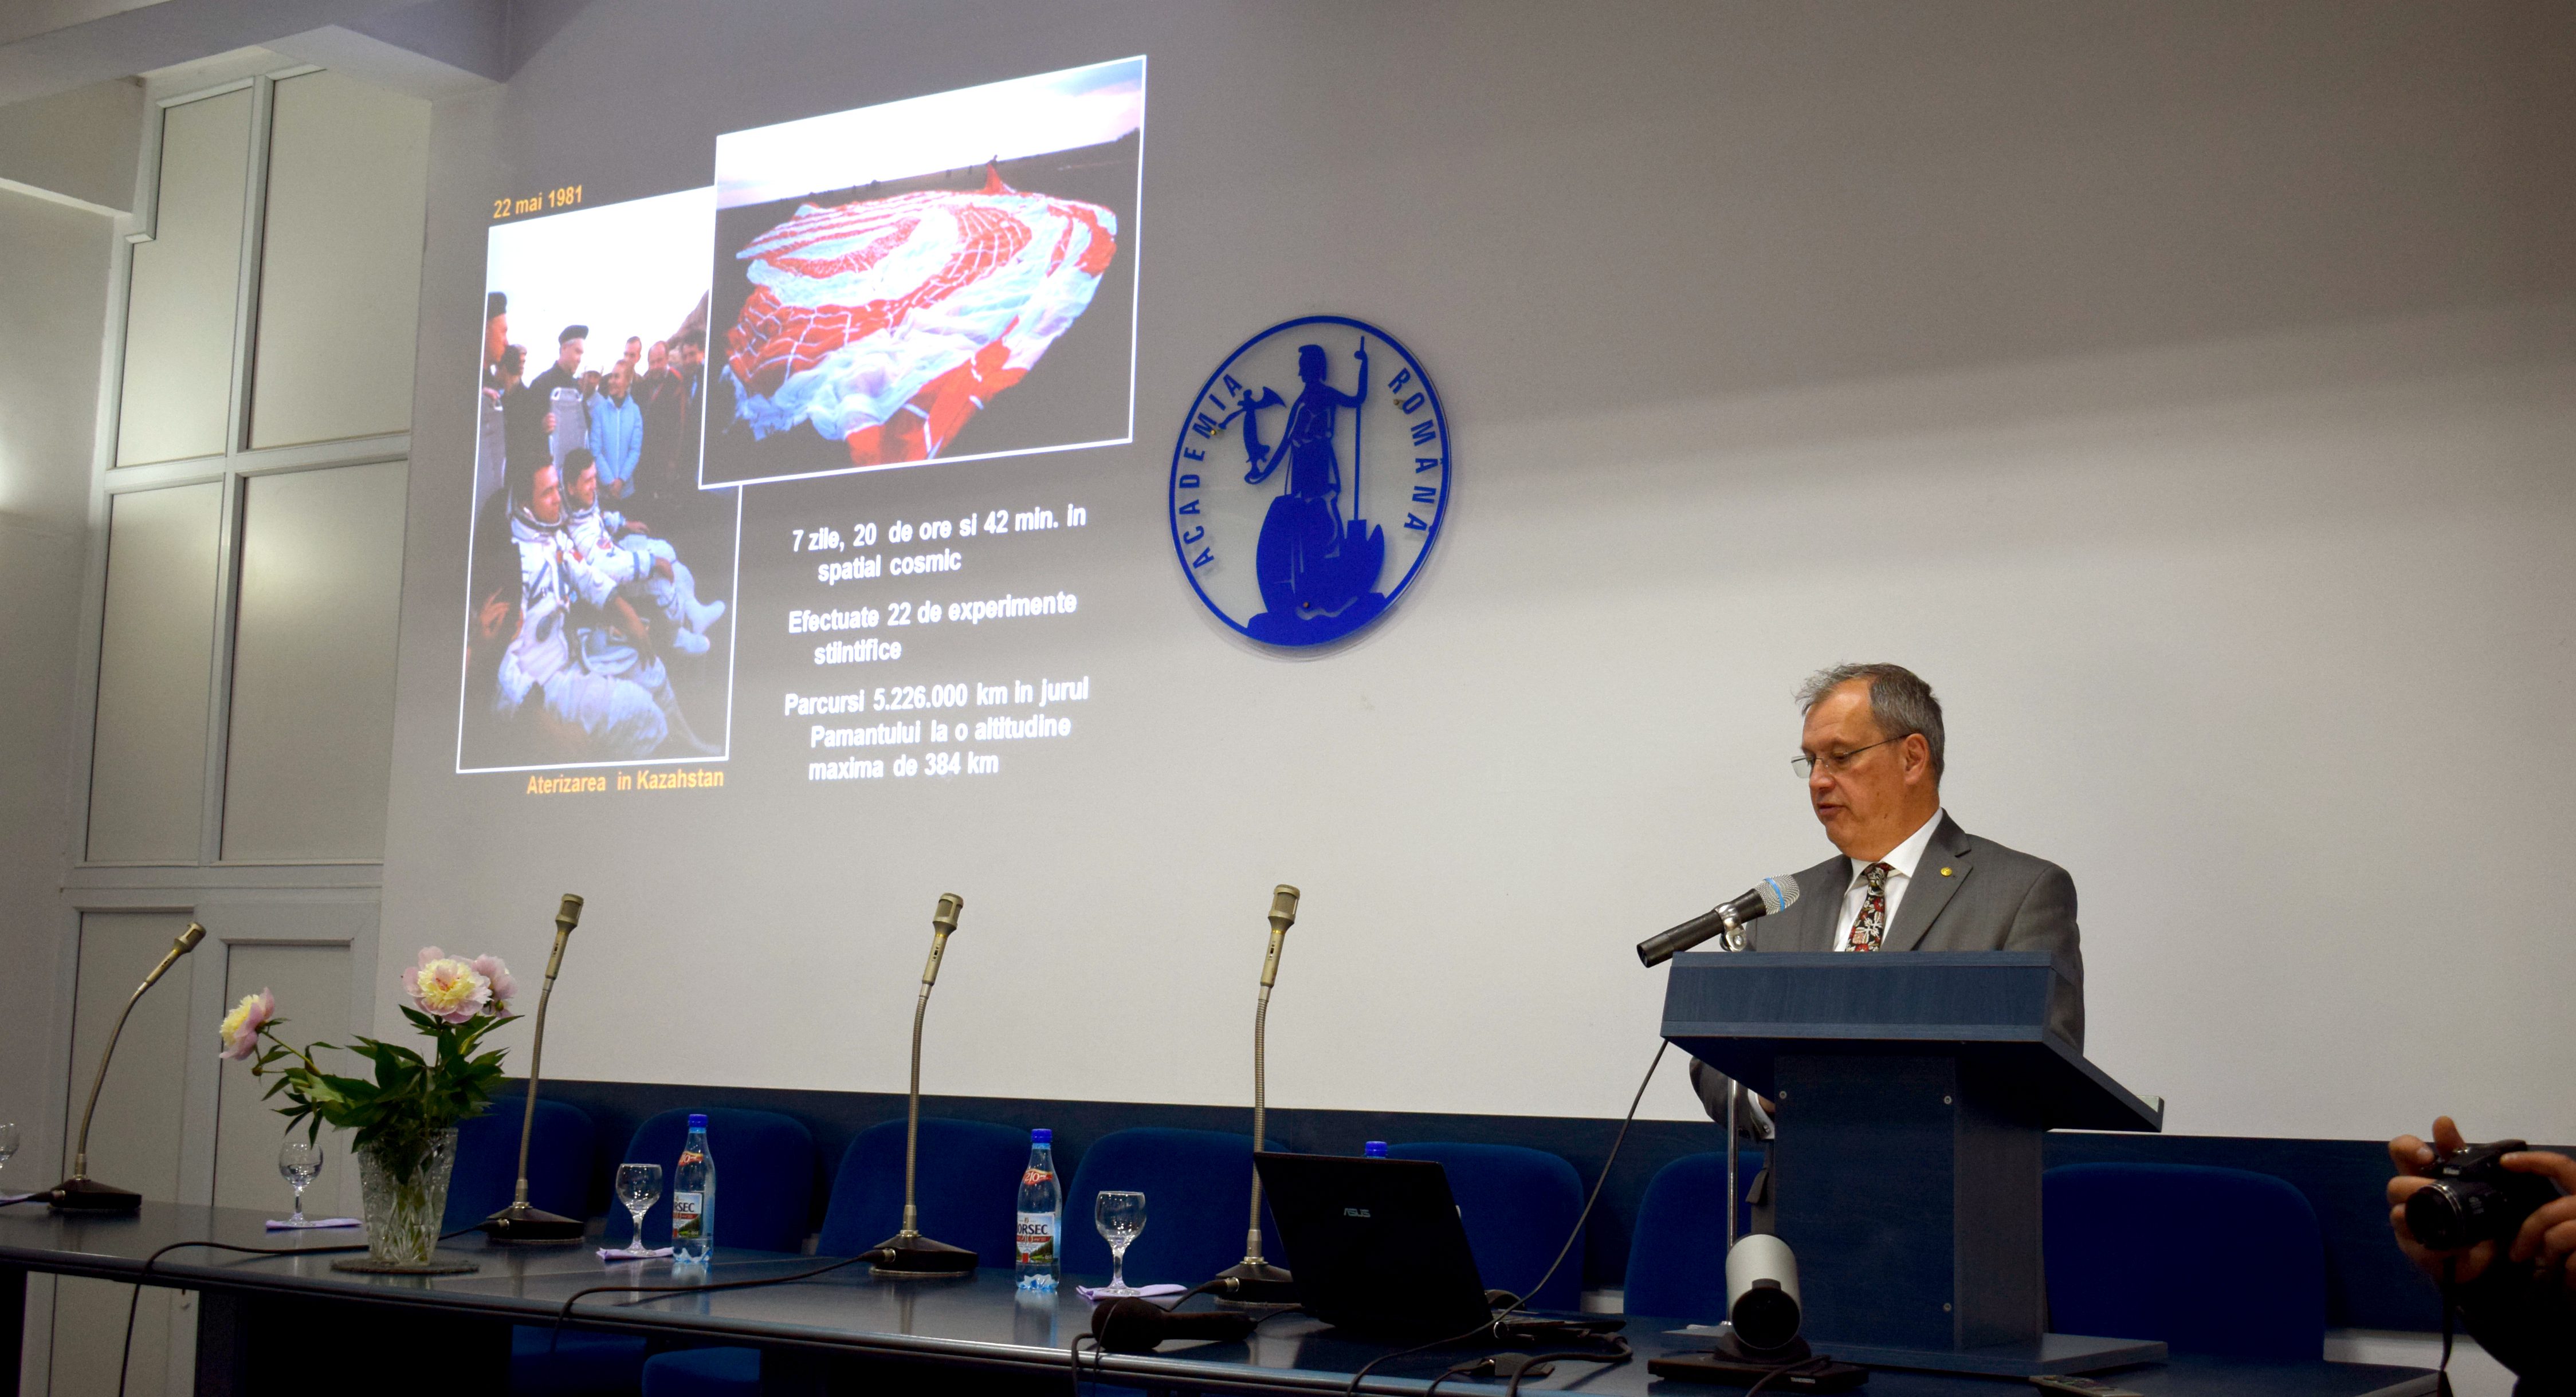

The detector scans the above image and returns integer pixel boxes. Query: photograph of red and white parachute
[702,57,1143,487]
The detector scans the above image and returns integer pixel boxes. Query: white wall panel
[221,461,409,861]
[85,482,221,863]
[48,912,195,1397]
[248,70,430,449]
[215,941,358,1217]
[114,88,249,467]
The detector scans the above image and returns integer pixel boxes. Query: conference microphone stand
[1713,911,1746,1252]
[48,923,206,1212]
[481,894,588,1243]
[871,893,977,1277]
[1214,885,1300,1305]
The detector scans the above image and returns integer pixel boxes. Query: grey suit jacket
[1689,813,2086,1124]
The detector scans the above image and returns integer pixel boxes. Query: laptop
[1254,1151,1497,1339]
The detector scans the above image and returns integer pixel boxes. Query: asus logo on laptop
[1344,1207,1372,1218]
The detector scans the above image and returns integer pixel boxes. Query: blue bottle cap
[1031,1128,1052,1144]
[1364,1141,1387,1158]
[688,1113,708,1128]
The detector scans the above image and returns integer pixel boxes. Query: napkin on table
[1075,1282,1189,1305]
[598,1245,675,1261]
[265,1217,361,1230]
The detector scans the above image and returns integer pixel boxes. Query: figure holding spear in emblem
[1244,340,1385,637]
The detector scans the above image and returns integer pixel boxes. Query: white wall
[375,0,2576,1142]
[0,182,112,1195]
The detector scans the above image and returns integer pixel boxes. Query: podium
[1661,951,2166,1378]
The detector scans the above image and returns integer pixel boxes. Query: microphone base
[1710,1331,1811,1364]
[1210,1260,1299,1306]
[478,1203,588,1244]
[867,1232,979,1278]
[46,1176,142,1213]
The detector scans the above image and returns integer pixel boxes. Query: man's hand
[2503,1150,2576,1290]
[2390,1117,2576,1290]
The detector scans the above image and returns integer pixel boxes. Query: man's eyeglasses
[1791,736,1900,779]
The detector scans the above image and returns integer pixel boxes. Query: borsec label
[1168,316,1449,646]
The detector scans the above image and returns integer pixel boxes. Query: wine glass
[277,1139,324,1225]
[0,1122,19,1191]
[615,1163,663,1252]
[1093,1190,1147,1296]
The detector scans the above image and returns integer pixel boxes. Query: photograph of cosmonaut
[459,187,740,772]
[700,57,1144,488]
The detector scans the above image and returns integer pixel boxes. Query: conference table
[1,1204,2436,1396]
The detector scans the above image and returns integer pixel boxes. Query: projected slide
[457,60,1143,788]
[458,188,740,773]
[703,57,1144,487]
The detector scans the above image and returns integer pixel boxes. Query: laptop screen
[1254,1152,1495,1339]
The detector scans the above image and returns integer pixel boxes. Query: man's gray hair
[1796,663,1945,781]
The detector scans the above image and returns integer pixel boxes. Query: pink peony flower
[217,988,275,1060]
[471,954,519,1012]
[403,946,493,1024]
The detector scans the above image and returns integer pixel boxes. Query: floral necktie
[1843,861,1893,951]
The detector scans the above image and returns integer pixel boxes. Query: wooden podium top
[1659,951,2162,1133]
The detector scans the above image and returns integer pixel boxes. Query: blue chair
[514,1109,818,1395]
[445,1097,596,1233]
[815,1117,1031,1260]
[2044,1162,2326,1360]
[1622,1150,1767,1322]
[1387,1143,1585,1312]
[639,1119,1031,1396]
[1061,1128,1281,1288]
[621,1107,818,1253]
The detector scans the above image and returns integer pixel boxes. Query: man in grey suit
[1693,662,2086,1137]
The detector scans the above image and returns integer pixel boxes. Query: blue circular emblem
[1168,316,1450,647]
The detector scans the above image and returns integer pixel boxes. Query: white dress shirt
[1832,808,1945,951]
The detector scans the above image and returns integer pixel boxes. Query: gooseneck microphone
[871,893,977,1277]
[482,894,588,1242]
[50,923,207,1212]
[1635,875,1800,966]
[1212,886,1300,1305]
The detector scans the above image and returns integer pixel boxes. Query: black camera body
[2406,1139,2563,1252]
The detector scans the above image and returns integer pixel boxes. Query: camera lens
[2407,1179,2496,1252]
[1732,1281,1801,1352]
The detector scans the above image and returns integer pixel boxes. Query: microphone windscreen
[176,923,207,952]
[933,892,963,933]
[556,894,584,928]
[1757,875,1799,916]
[1270,884,1300,928]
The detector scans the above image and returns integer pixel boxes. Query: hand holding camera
[2387,1116,2576,1290]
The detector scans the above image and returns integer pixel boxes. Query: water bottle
[1364,1140,1388,1158]
[1015,1128,1061,1290]
[672,1113,716,1264]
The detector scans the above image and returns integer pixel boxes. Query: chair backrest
[622,1107,816,1254]
[1621,1150,1766,1323]
[2044,1162,2326,1360]
[816,1117,1030,1263]
[1061,1127,1281,1286]
[442,1097,595,1232]
[1387,1142,1585,1311]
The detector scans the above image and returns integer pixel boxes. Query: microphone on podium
[871,893,979,1277]
[1635,875,1800,966]
[481,894,589,1243]
[48,923,207,1212]
[1211,885,1301,1304]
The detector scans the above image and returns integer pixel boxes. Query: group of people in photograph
[465,292,732,765]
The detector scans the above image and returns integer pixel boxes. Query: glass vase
[354,1128,459,1269]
